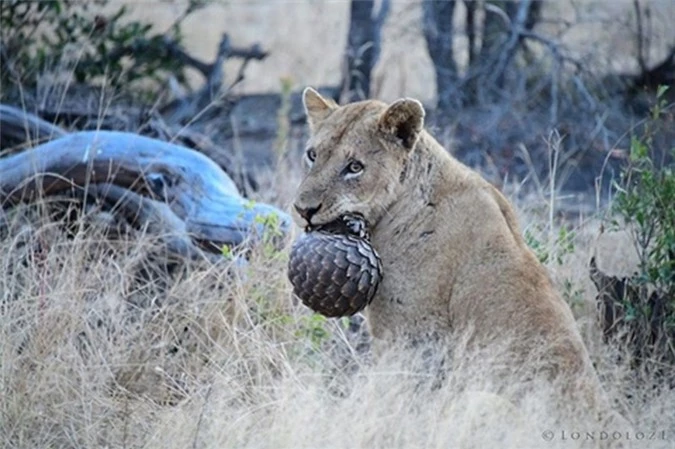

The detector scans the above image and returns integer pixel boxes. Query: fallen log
[0,130,292,255]
[0,104,68,153]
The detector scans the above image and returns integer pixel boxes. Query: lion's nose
[294,203,322,222]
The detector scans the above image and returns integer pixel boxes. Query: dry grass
[1,163,674,449]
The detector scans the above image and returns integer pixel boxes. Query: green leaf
[656,85,670,99]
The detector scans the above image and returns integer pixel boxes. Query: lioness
[292,87,619,425]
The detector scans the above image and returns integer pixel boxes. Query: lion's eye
[306,148,317,163]
[346,160,364,174]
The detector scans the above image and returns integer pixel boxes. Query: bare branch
[488,0,533,89]
[422,0,458,110]
[465,1,478,67]
[104,34,268,81]
[518,31,580,66]
[160,34,268,125]
[633,0,648,73]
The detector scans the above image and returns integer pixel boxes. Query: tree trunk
[341,0,389,102]
[465,0,542,104]
[422,0,458,111]
[465,0,478,68]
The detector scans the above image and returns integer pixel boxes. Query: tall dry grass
[1,162,674,449]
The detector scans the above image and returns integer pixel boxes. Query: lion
[292,87,628,440]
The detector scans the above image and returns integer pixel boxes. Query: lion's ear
[378,98,425,150]
[303,87,337,130]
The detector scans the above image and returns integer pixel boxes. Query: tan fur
[294,88,626,434]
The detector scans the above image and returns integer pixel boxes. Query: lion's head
[293,87,425,231]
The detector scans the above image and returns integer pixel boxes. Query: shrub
[613,87,675,301]
[594,86,675,380]
[0,0,205,92]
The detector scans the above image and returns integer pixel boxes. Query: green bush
[1,0,205,92]
[601,86,675,375]
[612,86,675,309]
